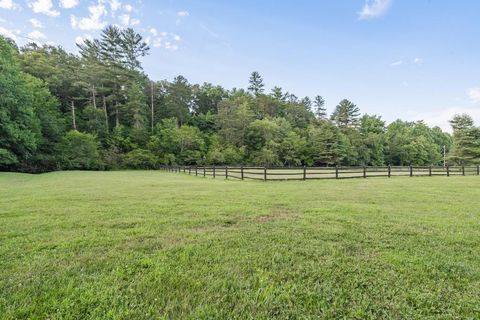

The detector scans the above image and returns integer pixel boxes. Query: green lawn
[1,171,479,319]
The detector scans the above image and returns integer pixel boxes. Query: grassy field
[1,171,479,319]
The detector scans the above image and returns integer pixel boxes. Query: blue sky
[1,0,480,131]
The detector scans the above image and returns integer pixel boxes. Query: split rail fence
[160,165,480,181]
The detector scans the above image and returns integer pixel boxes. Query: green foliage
[123,149,158,169]
[331,99,360,131]
[0,37,40,170]
[248,71,264,95]
[449,114,480,165]
[1,27,473,171]
[148,119,205,165]
[57,131,101,170]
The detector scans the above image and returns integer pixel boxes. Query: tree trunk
[151,81,154,133]
[71,100,76,130]
[92,84,97,109]
[102,95,109,133]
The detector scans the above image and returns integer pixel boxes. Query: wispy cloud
[70,1,107,31]
[146,28,181,51]
[177,11,189,17]
[413,57,423,65]
[29,0,60,17]
[467,87,480,103]
[0,0,20,10]
[29,18,43,28]
[358,0,392,20]
[408,106,480,132]
[0,25,19,40]
[390,60,403,67]
[28,29,46,39]
[59,0,79,9]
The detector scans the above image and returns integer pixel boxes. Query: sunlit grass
[1,171,479,319]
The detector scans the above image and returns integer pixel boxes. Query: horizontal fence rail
[159,165,480,181]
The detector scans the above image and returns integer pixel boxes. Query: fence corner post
[303,165,306,181]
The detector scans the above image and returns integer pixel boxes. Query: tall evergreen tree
[331,99,360,131]
[248,71,265,95]
[314,95,327,120]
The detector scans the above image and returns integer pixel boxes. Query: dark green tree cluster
[1,26,476,172]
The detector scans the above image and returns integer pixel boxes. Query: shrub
[57,131,101,170]
[123,149,158,169]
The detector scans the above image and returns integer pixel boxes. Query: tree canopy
[1,27,477,172]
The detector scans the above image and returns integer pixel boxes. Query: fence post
[388,165,391,178]
[203,166,206,177]
[446,165,449,177]
[335,166,339,179]
[462,166,465,176]
[189,167,191,175]
[303,165,306,181]
[226,166,228,179]
[264,166,267,181]
[429,166,432,177]
[477,165,480,176]
[363,166,366,178]
[241,166,244,180]
[183,166,186,173]
[409,165,413,177]
[195,166,198,176]
[213,165,216,179]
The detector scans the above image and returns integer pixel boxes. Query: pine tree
[314,95,327,120]
[248,71,264,95]
[331,99,360,131]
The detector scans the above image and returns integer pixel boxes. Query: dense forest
[1,26,480,172]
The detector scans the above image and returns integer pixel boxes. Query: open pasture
[1,171,479,319]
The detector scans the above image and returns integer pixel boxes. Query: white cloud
[75,34,92,45]
[467,87,480,103]
[59,0,79,9]
[0,25,18,40]
[151,32,181,51]
[29,0,60,17]
[28,29,46,39]
[0,0,19,10]
[358,0,392,19]
[408,107,480,132]
[118,13,139,27]
[71,2,107,31]
[123,4,132,12]
[29,18,43,28]
[177,11,189,17]
[390,60,403,67]
[109,0,121,12]
[413,57,423,65]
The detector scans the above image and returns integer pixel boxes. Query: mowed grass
[1,171,479,319]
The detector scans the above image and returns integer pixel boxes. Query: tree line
[1,26,479,172]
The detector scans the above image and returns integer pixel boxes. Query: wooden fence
[159,165,480,181]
